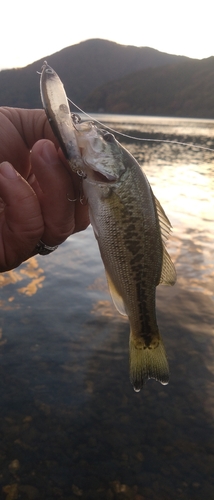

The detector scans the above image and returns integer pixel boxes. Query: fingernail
[0,162,18,179]
[41,141,58,165]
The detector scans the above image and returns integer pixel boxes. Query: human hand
[0,107,89,272]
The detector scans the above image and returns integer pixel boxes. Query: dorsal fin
[154,195,172,243]
[159,246,177,285]
[153,195,176,286]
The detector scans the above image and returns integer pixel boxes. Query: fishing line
[67,97,214,153]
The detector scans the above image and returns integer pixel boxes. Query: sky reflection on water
[0,116,214,499]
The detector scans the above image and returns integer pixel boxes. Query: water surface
[0,115,214,500]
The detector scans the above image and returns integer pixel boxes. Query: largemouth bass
[40,62,176,392]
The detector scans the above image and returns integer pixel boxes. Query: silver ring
[36,240,58,256]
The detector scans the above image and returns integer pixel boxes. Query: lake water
[0,115,214,500]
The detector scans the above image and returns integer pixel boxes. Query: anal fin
[105,270,128,316]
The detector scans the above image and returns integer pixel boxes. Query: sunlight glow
[1,0,214,70]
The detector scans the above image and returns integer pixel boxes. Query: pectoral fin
[105,271,128,316]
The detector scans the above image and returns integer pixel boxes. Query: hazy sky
[1,0,213,70]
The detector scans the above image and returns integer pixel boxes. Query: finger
[0,108,58,178]
[30,140,76,246]
[0,162,44,271]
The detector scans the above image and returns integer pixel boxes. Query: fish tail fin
[129,334,169,392]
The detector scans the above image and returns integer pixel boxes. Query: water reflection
[0,116,214,499]
[0,258,45,300]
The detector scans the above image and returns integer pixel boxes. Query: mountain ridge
[0,38,212,118]
[83,55,214,118]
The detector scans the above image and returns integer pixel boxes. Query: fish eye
[103,132,115,143]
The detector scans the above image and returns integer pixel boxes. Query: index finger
[0,107,57,177]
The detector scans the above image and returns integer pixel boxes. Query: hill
[0,38,189,110]
[0,38,213,118]
[83,56,214,118]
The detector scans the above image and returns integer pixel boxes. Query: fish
[40,62,176,392]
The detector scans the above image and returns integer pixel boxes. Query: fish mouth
[78,146,116,183]
[82,157,119,184]
[90,170,118,183]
